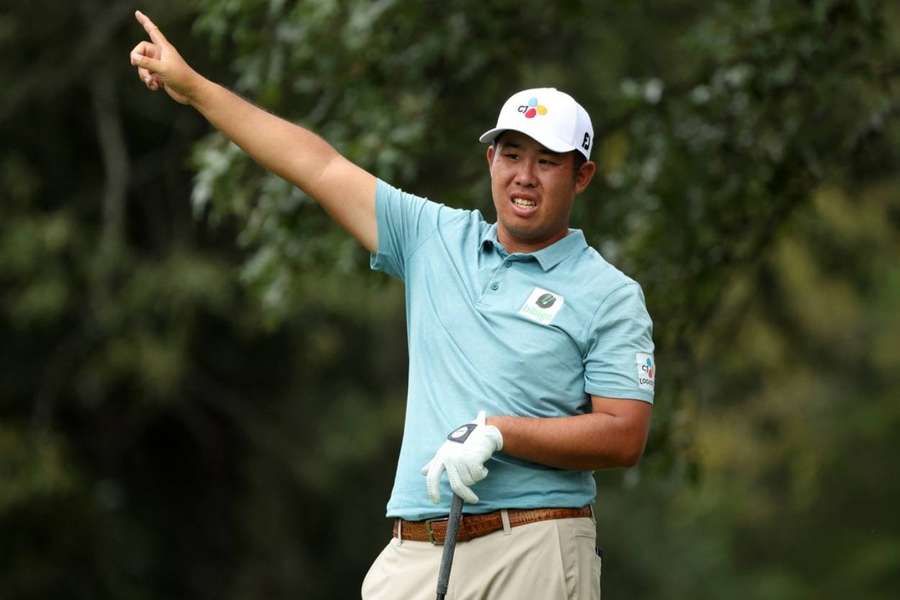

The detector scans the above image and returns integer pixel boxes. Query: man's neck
[496,228,569,255]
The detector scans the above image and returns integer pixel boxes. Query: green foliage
[0,429,76,513]
[678,180,900,599]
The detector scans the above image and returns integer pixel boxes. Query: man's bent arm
[130,11,377,252]
[486,396,652,471]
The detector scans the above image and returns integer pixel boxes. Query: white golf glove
[421,411,504,504]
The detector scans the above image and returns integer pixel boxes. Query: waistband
[393,506,593,545]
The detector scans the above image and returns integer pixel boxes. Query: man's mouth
[512,198,536,208]
[511,195,537,209]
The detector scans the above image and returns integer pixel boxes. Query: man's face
[486,131,596,254]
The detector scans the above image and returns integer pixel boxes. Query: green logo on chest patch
[536,293,556,308]
[519,288,565,326]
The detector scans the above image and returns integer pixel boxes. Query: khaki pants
[361,516,601,600]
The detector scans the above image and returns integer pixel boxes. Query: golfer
[131,10,654,599]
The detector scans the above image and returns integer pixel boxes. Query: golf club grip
[435,494,465,600]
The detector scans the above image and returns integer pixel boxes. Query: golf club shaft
[435,493,464,600]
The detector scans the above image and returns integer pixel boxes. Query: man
[130,10,654,599]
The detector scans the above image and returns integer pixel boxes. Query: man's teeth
[513,197,536,208]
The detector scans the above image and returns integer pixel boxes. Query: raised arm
[129,10,377,252]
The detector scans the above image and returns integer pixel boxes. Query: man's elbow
[584,442,645,470]
[620,445,645,468]
[620,414,651,467]
[615,434,648,468]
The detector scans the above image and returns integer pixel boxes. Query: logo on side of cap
[517,97,548,119]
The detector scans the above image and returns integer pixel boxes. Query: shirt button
[504,262,512,269]
[490,281,500,291]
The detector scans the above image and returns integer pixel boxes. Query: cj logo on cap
[517,97,548,119]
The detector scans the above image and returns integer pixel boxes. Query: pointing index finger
[135,10,167,45]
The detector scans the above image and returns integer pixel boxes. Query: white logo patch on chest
[519,287,565,325]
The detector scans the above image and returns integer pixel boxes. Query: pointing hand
[129,10,198,105]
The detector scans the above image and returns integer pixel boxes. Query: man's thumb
[131,52,163,74]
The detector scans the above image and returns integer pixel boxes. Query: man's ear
[575,160,597,194]
[486,144,495,169]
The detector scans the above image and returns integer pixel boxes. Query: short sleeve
[583,283,656,403]
[369,179,442,281]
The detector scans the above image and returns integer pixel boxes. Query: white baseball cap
[479,87,594,160]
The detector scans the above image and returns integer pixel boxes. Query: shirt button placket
[486,259,511,296]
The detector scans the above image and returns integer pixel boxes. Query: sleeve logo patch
[635,353,655,391]
[519,287,565,325]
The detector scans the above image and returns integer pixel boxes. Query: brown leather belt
[393,506,593,545]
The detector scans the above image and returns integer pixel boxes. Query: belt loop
[397,519,403,544]
[501,509,512,535]
[589,504,596,524]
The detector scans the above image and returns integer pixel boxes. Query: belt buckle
[424,516,449,545]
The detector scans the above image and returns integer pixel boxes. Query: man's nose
[513,158,538,187]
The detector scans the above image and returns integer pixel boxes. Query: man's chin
[497,224,561,251]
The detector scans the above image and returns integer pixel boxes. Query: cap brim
[478,127,504,144]
[478,127,576,154]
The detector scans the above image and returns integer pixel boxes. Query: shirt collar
[479,226,588,271]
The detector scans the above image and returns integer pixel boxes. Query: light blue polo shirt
[371,179,655,520]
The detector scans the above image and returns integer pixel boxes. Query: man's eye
[504,153,518,160]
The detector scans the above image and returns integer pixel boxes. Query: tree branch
[92,68,131,252]
[0,1,136,124]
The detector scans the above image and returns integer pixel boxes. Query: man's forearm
[486,406,650,471]
[188,78,377,250]
[191,78,336,197]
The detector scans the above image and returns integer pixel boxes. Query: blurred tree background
[1,0,898,598]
